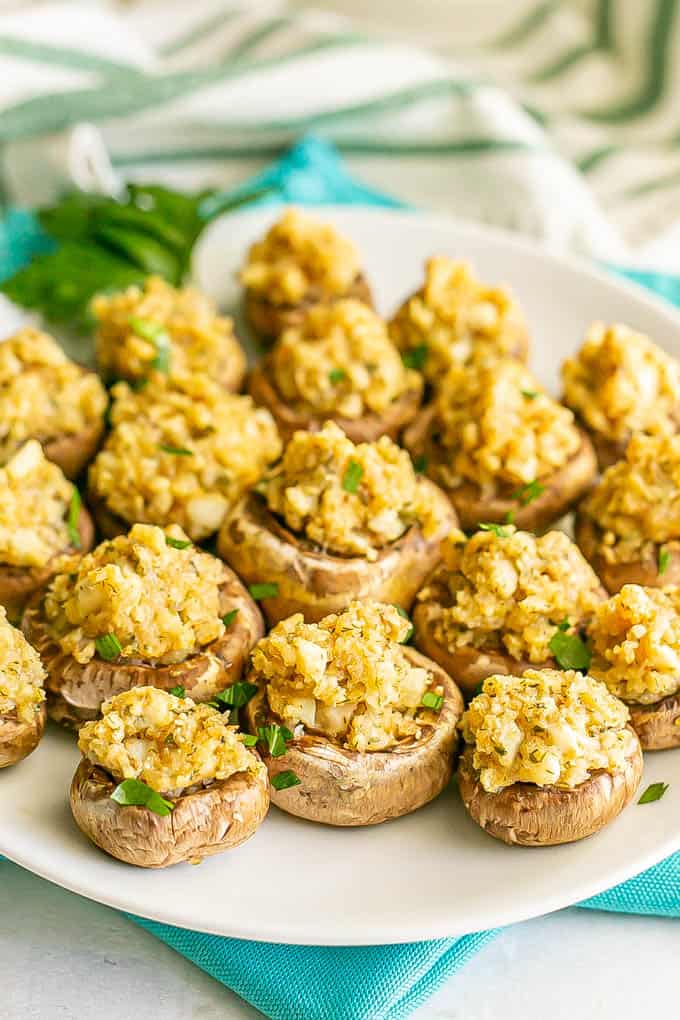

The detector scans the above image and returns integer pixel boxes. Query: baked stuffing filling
[389,257,526,384]
[89,373,281,540]
[562,322,680,442]
[0,606,45,725]
[461,669,633,793]
[0,441,75,567]
[93,275,245,386]
[418,527,603,663]
[582,434,680,563]
[240,208,361,305]
[251,600,441,752]
[263,421,444,560]
[588,584,680,704]
[270,300,421,419]
[78,686,262,797]
[44,523,229,666]
[425,359,581,494]
[0,327,107,461]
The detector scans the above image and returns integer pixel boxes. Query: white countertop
[1,859,678,1019]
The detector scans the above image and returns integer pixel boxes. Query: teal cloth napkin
[2,137,679,1020]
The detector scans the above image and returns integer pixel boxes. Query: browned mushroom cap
[0,702,46,768]
[574,513,680,594]
[244,273,373,345]
[70,756,269,867]
[244,647,464,826]
[629,692,680,751]
[217,481,458,625]
[457,730,643,847]
[248,354,422,445]
[0,505,95,625]
[41,372,106,479]
[404,408,597,532]
[22,568,264,729]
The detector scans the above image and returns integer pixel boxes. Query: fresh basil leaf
[511,479,545,506]
[638,782,669,804]
[257,724,293,758]
[110,778,174,816]
[328,368,347,384]
[401,344,428,370]
[421,691,444,711]
[95,633,122,661]
[249,582,279,601]
[271,770,301,791]
[241,733,258,747]
[412,454,428,474]
[222,609,239,627]
[548,628,591,671]
[479,522,512,538]
[169,685,186,698]
[342,459,363,493]
[212,682,258,709]
[165,535,192,550]
[394,605,415,643]
[658,545,671,576]
[67,488,82,549]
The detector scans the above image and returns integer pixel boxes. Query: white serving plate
[2,206,680,946]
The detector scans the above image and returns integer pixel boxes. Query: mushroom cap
[457,729,643,847]
[244,272,373,345]
[217,482,458,625]
[248,354,422,445]
[0,701,46,769]
[70,756,270,868]
[574,513,680,594]
[22,568,264,729]
[243,646,464,826]
[629,691,680,751]
[0,504,95,624]
[41,373,106,478]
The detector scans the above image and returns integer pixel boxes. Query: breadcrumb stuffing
[0,441,74,567]
[79,686,262,795]
[240,209,361,305]
[461,669,633,792]
[0,605,45,725]
[251,600,439,752]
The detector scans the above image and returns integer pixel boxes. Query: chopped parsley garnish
[421,691,444,711]
[67,488,82,549]
[412,454,428,474]
[158,444,193,456]
[638,782,669,805]
[271,770,301,791]
[342,459,364,493]
[128,316,171,373]
[548,624,591,671]
[394,605,414,643]
[110,778,174,816]
[211,682,258,710]
[241,734,258,747]
[169,685,186,699]
[473,681,485,699]
[165,535,192,550]
[401,344,428,370]
[504,509,515,525]
[249,582,279,601]
[521,389,539,400]
[222,608,239,627]
[479,522,512,538]
[95,633,122,661]
[658,545,671,576]
[512,479,545,506]
[328,368,347,384]
[257,724,293,758]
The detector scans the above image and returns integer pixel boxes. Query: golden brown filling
[251,601,440,752]
[93,275,246,386]
[0,606,45,725]
[562,322,680,442]
[461,669,633,793]
[271,300,421,418]
[389,257,527,384]
[0,441,75,567]
[583,434,680,563]
[426,359,581,493]
[263,421,444,560]
[89,373,281,540]
[78,686,262,796]
[240,208,361,304]
[589,584,680,704]
[44,524,228,666]
[0,327,107,461]
[419,527,603,663]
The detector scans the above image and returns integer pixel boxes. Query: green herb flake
[521,389,539,400]
[257,724,294,758]
[638,782,669,805]
[512,479,545,506]
[328,368,347,384]
[412,454,428,474]
[241,734,258,747]
[67,488,82,549]
[271,770,301,791]
[421,691,444,711]
[110,778,174,816]
[548,627,591,671]
[479,522,512,538]
[222,608,240,628]
[658,545,671,576]
[401,344,428,371]
[342,459,364,494]
[248,582,279,601]
[504,509,515,525]
[165,535,192,550]
[158,444,193,456]
[169,685,186,699]
[394,605,415,644]
[212,682,258,710]
[128,316,171,374]
[95,633,122,661]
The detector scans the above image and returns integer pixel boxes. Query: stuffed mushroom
[218,421,457,625]
[389,257,529,388]
[0,604,46,768]
[88,373,281,542]
[587,584,680,750]
[240,208,372,343]
[404,358,596,532]
[575,434,680,593]
[458,668,643,846]
[22,523,264,729]
[93,275,247,391]
[248,299,423,443]
[0,327,107,478]
[413,526,605,699]
[562,322,680,470]
[70,686,269,867]
[243,600,464,825]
